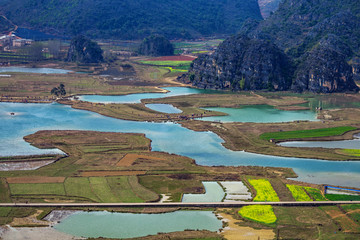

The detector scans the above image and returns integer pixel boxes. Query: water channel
[0,67,71,74]
[278,134,360,149]
[1,101,360,187]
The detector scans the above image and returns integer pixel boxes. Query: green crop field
[248,179,279,202]
[260,126,357,141]
[286,185,312,201]
[9,183,65,196]
[64,177,100,202]
[239,205,277,224]
[139,60,192,67]
[325,194,360,201]
[341,149,360,157]
[304,187,327,201]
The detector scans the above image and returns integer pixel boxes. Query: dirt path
[218,212,275,240]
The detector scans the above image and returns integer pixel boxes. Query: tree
[51,84,66,97]
[138,35,174,56]
[67,35,104,63]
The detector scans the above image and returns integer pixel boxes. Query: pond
[54,210,222,239]
[145,103,182,114]
[182,182,225,202]
[0,67,71,74]
[78,87,205,104]
[278,134,360,149]
[1,102,360,187]
[200,105,318,123]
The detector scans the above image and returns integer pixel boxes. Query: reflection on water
[182,182,224,202]
[200,105,318,123]
[1,102,360,187]
[0,67,71,74]
[279,134,360,149]
[54,210,222,239]
[78,87,204,103]
[145,103,182,114]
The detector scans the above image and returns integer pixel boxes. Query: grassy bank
[260,126,357,141]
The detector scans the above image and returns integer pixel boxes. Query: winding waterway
[1,101,360,187]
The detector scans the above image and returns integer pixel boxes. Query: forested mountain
[0,0,262,39]
[179,0,360,93]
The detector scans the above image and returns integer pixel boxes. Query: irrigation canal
[2,201,360,208]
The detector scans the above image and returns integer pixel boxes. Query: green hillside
[0,0,262,39]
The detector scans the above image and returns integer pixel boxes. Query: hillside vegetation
[0,0,262,39]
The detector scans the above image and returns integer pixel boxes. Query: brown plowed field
[7,177,65,184]
[80,171,146,177]
[116,153,165,167]
[323,206,360,233]
[147,55,196,61]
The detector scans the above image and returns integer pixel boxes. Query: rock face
[180,0,360,93]
[179,36,292,91]
[138,35,174,57]
[293,44,357,93]
[67,35,103,63]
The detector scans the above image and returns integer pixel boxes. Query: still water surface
[279,134,360,149]
[145,103,182,114]
[0,67,71,74]
[1,102,360,187]
[54,211,222,239]
[201,105,318,123]
[78,87,204,103]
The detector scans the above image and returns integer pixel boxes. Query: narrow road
[1,201,359,208]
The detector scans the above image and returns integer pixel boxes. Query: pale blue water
[201,105,318,123]
[182,182,225,202]
[1,102,360,187]
[78,87,204,103]
[54,210,222,239]
[0,67,71,74]
[279,134,360,149]
[146,104,182,114]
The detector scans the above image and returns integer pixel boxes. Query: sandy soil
[1,226,82,240]
[0,160,55,171]
[218,212,275,240]
[117,153,165,167]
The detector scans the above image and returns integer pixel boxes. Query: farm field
[248,179,279,202]
[286,184,312,201]
[260,126,358,141]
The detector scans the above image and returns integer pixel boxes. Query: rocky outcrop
[178,36,292,91]
[179,0,360,93]
[293,39,358,93]
[67,35,103,63]
[138,35,174,57]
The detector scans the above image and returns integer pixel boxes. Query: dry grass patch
[116,153,165,167]
[6,177,65,184]
[321,206,360,233]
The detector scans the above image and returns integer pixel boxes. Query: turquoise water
[146,104,182,114]
[1,102,360,187]
[279,134,360,149]
[201,105,318,123]
[182,182,225,202]
[54,211,222,239]
[78,87,204,103]
[0,67,71,74]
